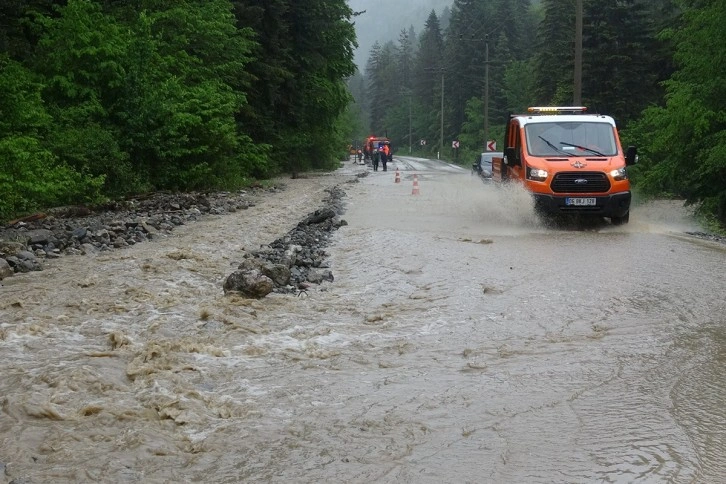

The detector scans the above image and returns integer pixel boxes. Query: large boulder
[5,250,42,272]
[26,229,56,245]
[301,208,336,225]
[0,238,26,257]
[260,263,291,286]
[223,269,274,298]
[237,258,291,286]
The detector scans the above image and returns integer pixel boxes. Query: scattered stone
[685,231,726,244]
[0,187,280,275]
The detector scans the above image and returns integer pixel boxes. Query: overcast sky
[348,0,451,70]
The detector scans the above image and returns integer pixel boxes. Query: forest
[350,0,726,227]
[0,0,357,222]
[1,0,724,228]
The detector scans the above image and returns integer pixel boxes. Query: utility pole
[440,70,444,158]
[462,33,495,151]
[409,94,412,154]
[425,67,446,158]
[484,35,490,151]
[574,0,583,105]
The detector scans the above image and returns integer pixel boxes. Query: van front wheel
[611,212,630,225]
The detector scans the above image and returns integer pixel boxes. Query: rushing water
[1,160,725,483]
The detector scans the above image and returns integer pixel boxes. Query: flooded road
[2,157,725,483]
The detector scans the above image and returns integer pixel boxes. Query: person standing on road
[372,146,380,171]
[381,143,389,171]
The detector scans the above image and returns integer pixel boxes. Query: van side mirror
[504,146,519,166]
[625,146,638,166]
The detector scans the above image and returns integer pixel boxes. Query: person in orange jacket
[381,143,390,172]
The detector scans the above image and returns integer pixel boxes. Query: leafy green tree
[230,0,290,175]
[439,0,537,153]
[0,55,104,220]
[502,59,537,113]
[629,0,726,224]
[458,96,506,163]
[0,0,63,60]
[121,0,260,190]
[32,0,132,194]
[458,96,485,162]
[493,0,537,61]
[383,27,418,154]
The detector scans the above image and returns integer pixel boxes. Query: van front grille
[551,171,610,193]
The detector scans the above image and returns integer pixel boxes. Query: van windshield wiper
[560,141,606,157]
[538,136,573,157]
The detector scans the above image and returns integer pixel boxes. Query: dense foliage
[0,0,357,221]
[356,0,726,225]
[628,0,726,224]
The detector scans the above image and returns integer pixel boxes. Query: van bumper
[533,191,631,218]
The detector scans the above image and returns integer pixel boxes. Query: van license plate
[566,197,596,206]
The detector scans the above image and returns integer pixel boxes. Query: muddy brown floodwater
[2,158,725,483]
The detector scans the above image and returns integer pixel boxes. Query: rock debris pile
[0,182,351,298]
[223,185,348,298]
[0,189,271,279]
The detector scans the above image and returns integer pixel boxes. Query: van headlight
[527,167,548,181]
[610,167,628,180]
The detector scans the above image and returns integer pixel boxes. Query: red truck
[363,136,392,163]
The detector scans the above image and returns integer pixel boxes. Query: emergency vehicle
[491,106,637,224]
[363,136,392,163]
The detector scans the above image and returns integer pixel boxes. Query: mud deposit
[2,160,725,483]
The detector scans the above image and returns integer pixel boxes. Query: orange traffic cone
[394,168,401,183]
[412,174,420,195]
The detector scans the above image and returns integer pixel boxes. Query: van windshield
[525,121,617,157]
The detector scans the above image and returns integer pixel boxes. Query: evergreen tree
[234,0,357,174]
[231,0,292,171]
[492,0,535,61]
[412,10,444,150]
[442,0,493,138]
[364,42,384,134]
[372,41,398,136]
[346,70,368,142]
[397,27,415,92]
[533,0,575,104]
[582,0,656,125]
[412,10,443,106]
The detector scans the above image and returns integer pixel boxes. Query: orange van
[492,106,637,224]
